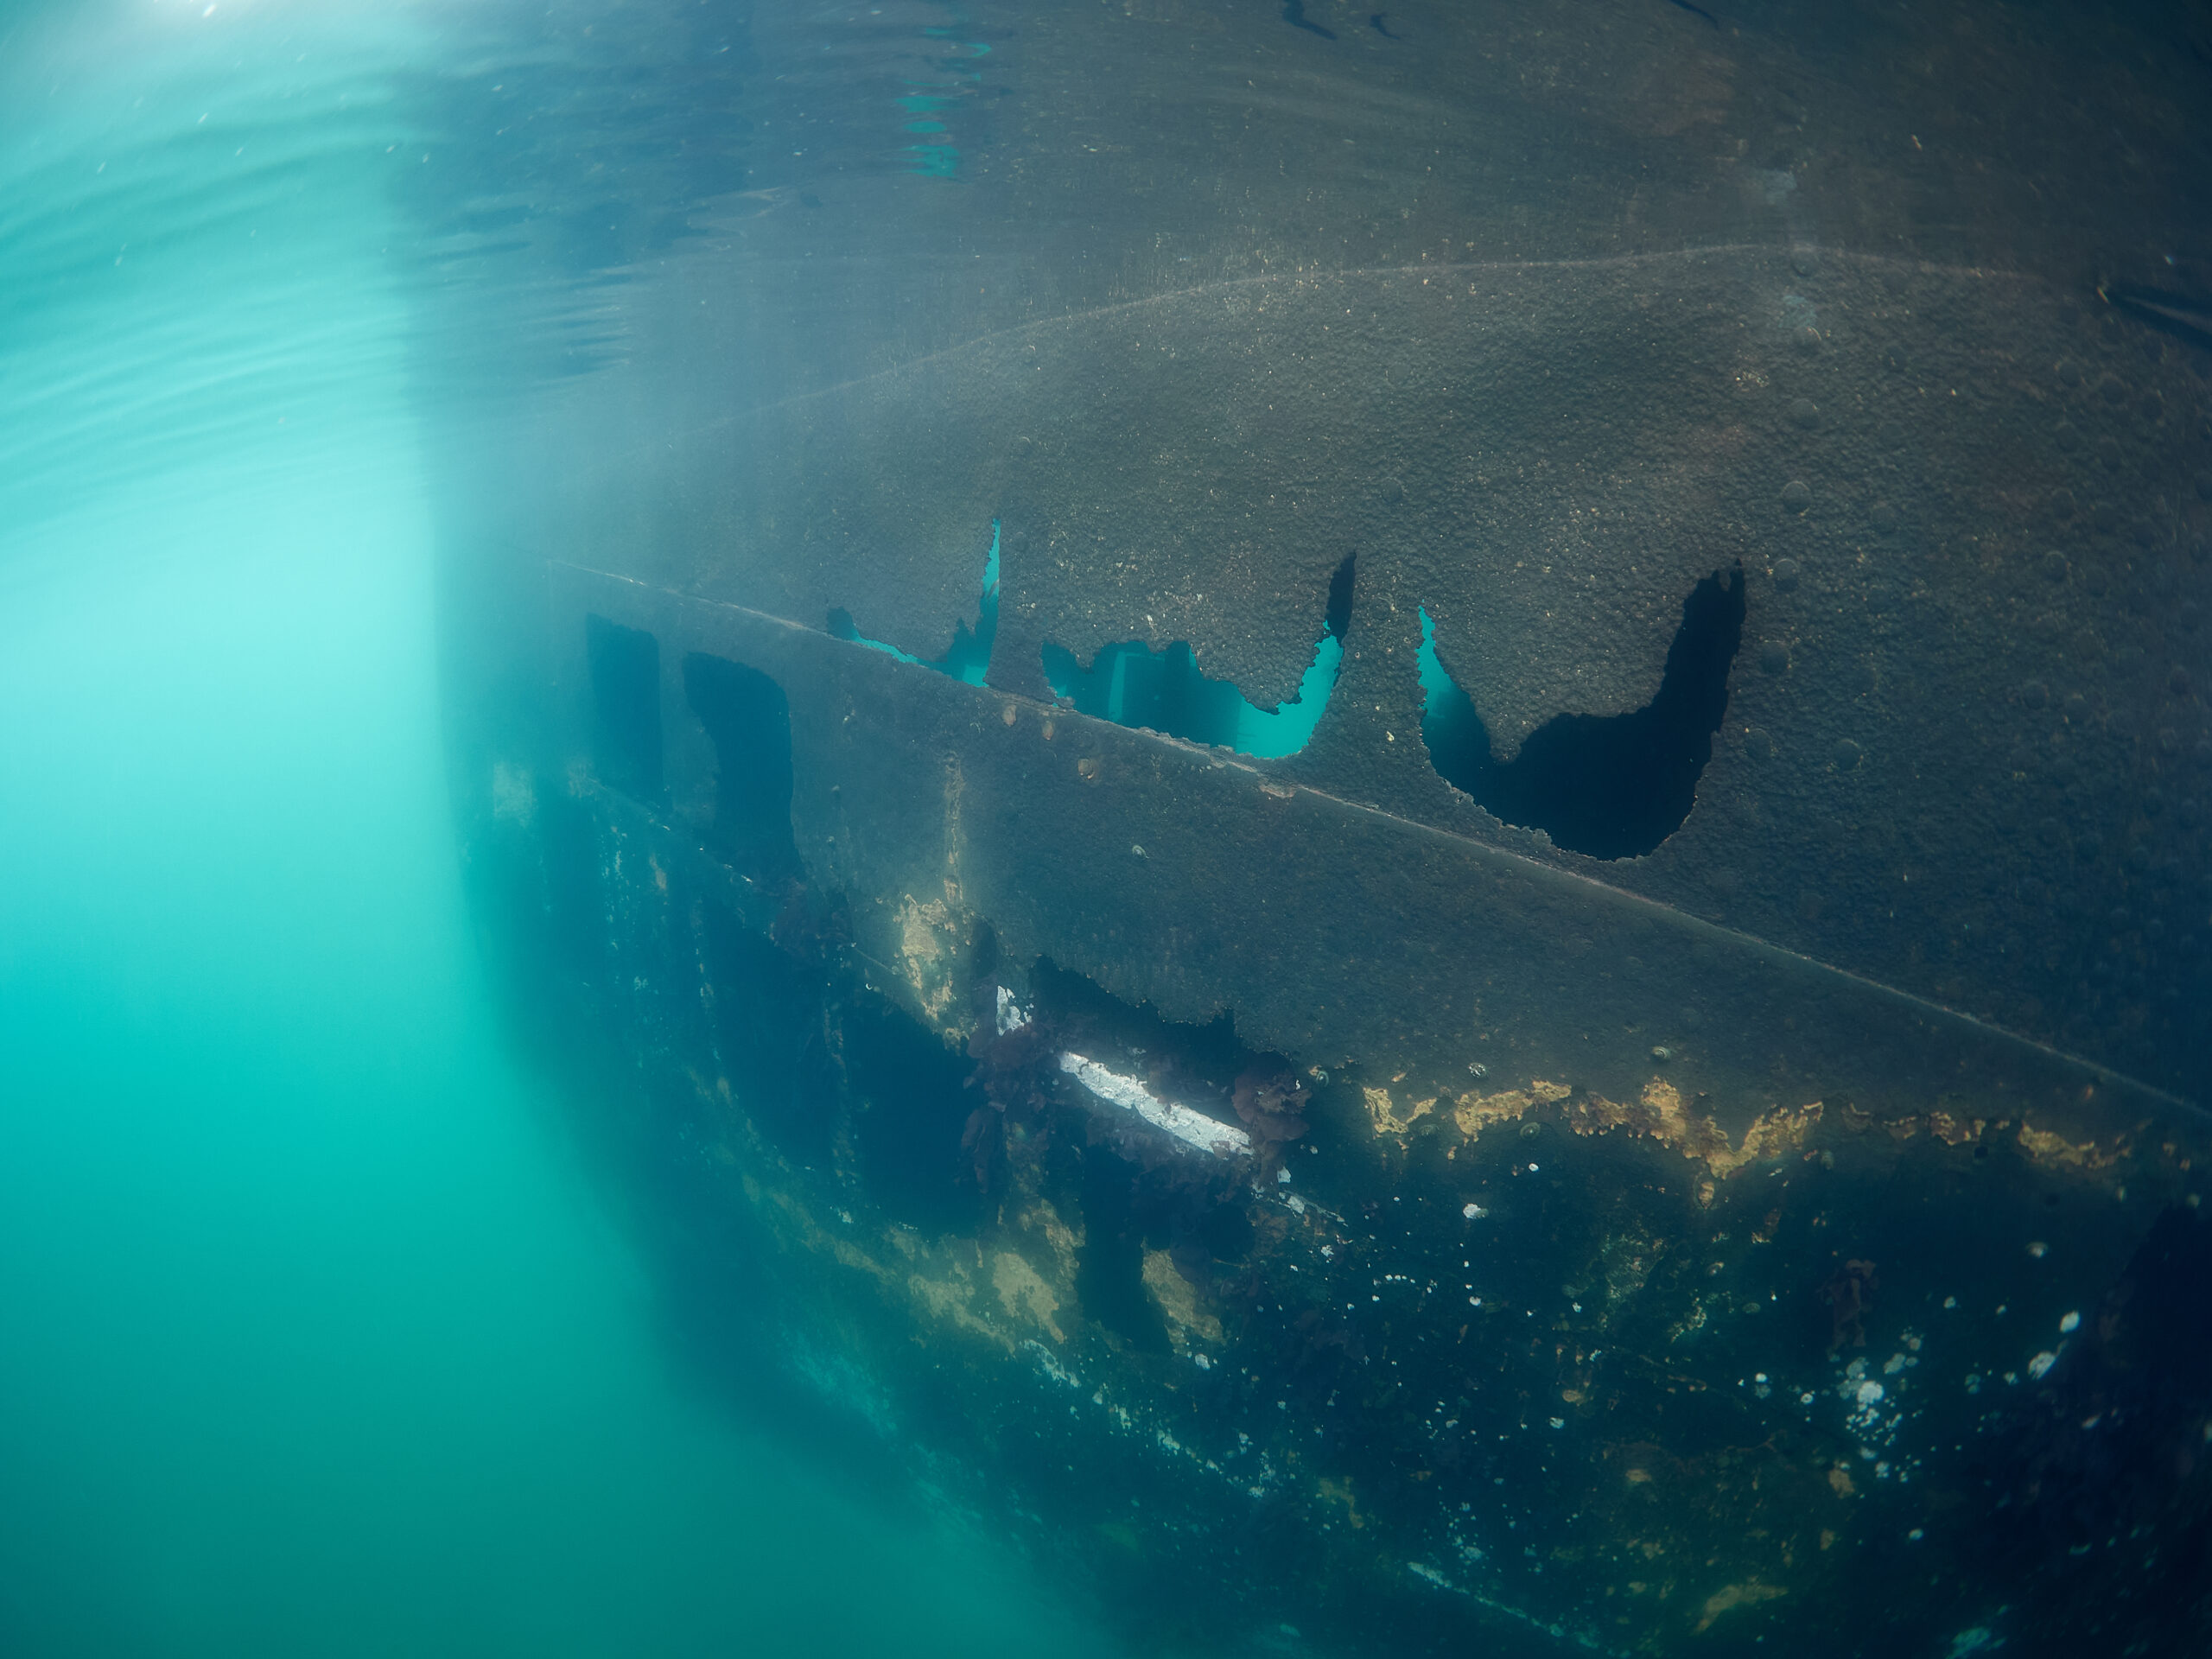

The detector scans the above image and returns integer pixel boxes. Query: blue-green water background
[0,4,1109,1653]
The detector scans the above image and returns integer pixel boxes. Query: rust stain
[2018,1120,2128,1171]
[1316,1475,1366,1529]
[993,1250,1066,1343]
[1927,1110,1986,1146]
[1695,1580,1786,1632]
[1452,1078,1569,1138]
[1570,1079,1824,1185]
[1368,1085,1437,1138]
[1454,1077,1821,1187]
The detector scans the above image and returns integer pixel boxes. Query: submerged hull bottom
[458,568,2212,1657]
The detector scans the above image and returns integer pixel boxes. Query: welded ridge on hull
[618,247,2058,447]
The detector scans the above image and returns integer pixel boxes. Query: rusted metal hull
[449,557,2211,1656]
[424,6,2212,1649]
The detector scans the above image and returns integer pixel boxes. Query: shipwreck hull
[453,550,2209,1656]
[423,4,2212,1650]
[457,247,2212,1104]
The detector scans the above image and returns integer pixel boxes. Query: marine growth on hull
[448,9,2212,1650]
[482,569,2212,1656]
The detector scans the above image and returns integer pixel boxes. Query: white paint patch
[2059,1310,2081,1334]
[1058,1052,1252,1159]
[2028,1349,2059,1381]
[995,985,1031,1034]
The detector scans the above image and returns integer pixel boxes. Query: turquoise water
[1041,629,1343,760]
[834,520,1342,757]
[0,8,1110,1656]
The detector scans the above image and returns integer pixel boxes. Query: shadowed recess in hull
[1419,567,1745,859]
[587,613,664,802]
[683,650,802,884]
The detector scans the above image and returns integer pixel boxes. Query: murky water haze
[9,2,2210,1654]
[0,4,1112,1654]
